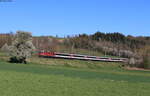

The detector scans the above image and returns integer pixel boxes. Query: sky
[0,0,150,36]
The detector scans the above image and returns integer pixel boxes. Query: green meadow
[0,52,150,96]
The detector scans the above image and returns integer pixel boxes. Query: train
[38,52,127,62]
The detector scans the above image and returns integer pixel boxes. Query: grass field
[0,52,150,96]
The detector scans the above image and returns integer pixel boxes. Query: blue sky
[0,0,150,36]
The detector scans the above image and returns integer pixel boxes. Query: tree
[139,45,150,68]
[9,31,35,64]
[1,43,9,52]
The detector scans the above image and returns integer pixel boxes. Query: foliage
[64,32,141,58]
[91,32,146,50]
[64,34,94,50]
[9,31,35,64]
[1,31,149,68]
[138,46,150,68]
[0,32,13,48]
[0,43,9,52]
[32,36,61,51]
[63,32,150,69]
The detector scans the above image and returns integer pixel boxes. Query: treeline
[0,33,13,48]
[91,32,147,50]
[0,33,62,52]
[0,31,150,68]
[1,32,149,55]
[32,36,62,51]
[64,32,150,68]
[64,32,150,52]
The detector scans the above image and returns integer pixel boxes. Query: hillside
[0,56,150,96]
[0,32,150,68]
[0,40,150,96]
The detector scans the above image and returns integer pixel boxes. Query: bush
[0,43,9,52]
[143,56,150,69]
[9,31,35,64]
[138,46,150,69]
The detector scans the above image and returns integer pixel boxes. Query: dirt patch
[125,67,150,71]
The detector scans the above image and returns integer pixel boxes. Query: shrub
[9,31,35,64]
[137,46,150,69]
[0,43,9,52]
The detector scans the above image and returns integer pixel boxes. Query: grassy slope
[0,52,150,96]
[0,61,150,96]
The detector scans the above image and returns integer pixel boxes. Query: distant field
[0,51,150,96]
[53,48,105,56]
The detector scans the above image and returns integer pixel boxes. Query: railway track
[38,52,128,62]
